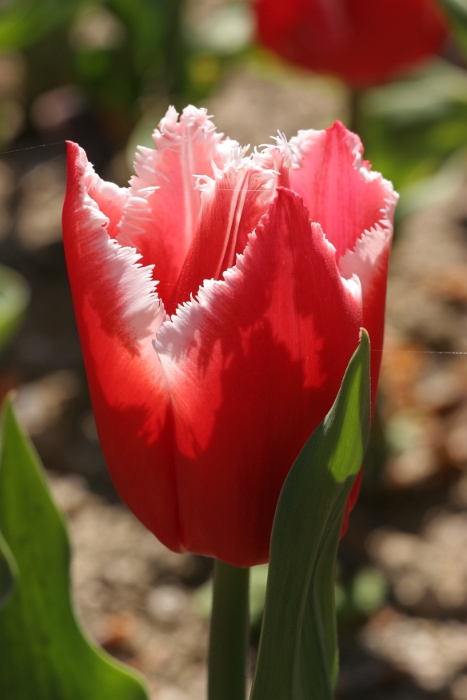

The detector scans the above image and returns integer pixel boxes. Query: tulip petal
[290,121,390,259]
[339,219,394,401]
[290,121,397,404]
[62,141,182,552]
[118,106,235,309]
[83,165,129,241]
[255,0,449,87]
[156,187,362,566]
[289,122,397,540]
[170,148,277,314]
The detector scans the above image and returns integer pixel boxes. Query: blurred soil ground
[1,61,467,699]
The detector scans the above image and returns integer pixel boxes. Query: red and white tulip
[62,106,396,566]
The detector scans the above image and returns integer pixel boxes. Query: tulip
[254,0,449,87]
[62,106,396,567]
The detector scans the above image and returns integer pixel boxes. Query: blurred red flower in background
[254,0,449,87]
[62,107,396,567]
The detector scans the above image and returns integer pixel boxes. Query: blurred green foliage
[0,264,29,349]
[0,0,254,153]
[0,0,189,147]
[439,0,467,53]
[2,0,465,224]
[335,567,389,623]
[361,59,467,218]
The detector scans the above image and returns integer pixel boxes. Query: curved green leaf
[0,265,29,352]
[0,397,149,700]
[250,331,371,700]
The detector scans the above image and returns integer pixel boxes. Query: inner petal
[167,148,279,315]
[289,121,387,259]
[117,106,234,310]
[82,161,129,241]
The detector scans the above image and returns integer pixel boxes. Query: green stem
[208,560,250,700]
[348,89,363,135]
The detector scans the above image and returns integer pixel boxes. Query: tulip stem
[208,560,250,700]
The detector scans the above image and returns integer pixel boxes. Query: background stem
[348,89,363,135]
[208,560,250,700]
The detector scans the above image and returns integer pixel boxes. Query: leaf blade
[0,529,17,610]
[250,330,371,700]
[0,397,150,700]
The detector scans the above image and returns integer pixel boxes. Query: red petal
[169,153,277,314]
[255,0,449,87]
[339,221,394,537]
[290,121,392,261]
[156,187,362,566]
[290,123,396,535]
[117,107,230,309]
[62,141,181,552]
[83,165,129,241]
[340,224,394,406]
[290,121,397,405]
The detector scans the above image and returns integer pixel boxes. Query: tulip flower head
[254,0,449,87]
[63,106,397,566]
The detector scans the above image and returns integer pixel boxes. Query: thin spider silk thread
[1,142,65,156]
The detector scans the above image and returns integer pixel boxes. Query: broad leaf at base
[0,397,150,700]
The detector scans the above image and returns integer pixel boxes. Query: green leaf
[0,529,17,610]
[0,397,150,700]
[438,0,467,54]
[0,265,29,352]
[250,330,371,700]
